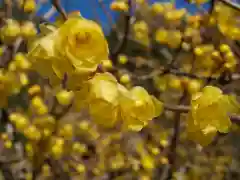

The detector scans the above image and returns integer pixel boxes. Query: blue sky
[36,0,211,33]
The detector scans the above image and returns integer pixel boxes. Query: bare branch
[51,0,67,21]
[164,103,240,126]
[3,0,12,18]
[165,93,187,180]
[110,0,132,61]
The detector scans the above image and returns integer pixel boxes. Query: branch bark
[110,0,132,62]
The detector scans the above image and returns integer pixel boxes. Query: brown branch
[164,103,240,125]
[51,0,67,21]
[160,39,185,76]
[138,66,240,82]
[110,0,132,61]
[164,104,189,113]
[3,0,12,18]
[165,93,187,180]
[0,164,14,180]
[46,158,71,180]
[209,0,216,13]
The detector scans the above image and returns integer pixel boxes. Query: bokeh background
[36,0,211,33]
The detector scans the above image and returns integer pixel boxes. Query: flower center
[75,31,90,45]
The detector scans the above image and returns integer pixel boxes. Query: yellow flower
[187,86,240,145]
[28,17,109,88]
[119,86,162,131]
[190,86,231,133]
[187,113,217,146]
[27,30,62,84]
[87,73,119,128]
[53,17,109,78]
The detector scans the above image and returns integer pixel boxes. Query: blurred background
[36,0,211,33]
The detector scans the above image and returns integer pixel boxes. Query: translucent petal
[220,94,240,114]
[89,99,119,128]
[89,74,119,105]
[151,95,163,117]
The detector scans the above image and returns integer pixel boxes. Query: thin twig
[0,163,15,180]
[164,103,240,125]
[3,0,12,18]
[165,93,187,180]
[51,0,67,21]
[164,104,189,113]
[138,67,240,82]
[209,0,216,13]
[110,0,132,61]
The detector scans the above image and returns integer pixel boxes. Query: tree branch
[51,0,67,21]
[110,0,132,61]
[164,103,240,125]
[165,93,187,180]
[3,0,12,18]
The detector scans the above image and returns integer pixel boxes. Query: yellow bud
[4,140,12,149]
[60,124,73,140]
[187,79,201,94]
[24,125,41,141]
[23,0,36,13]
[8,61,17,71]
[25,143,34,157]
[150,147,160,155]
[118,55,128,65]
[42,164,51,176]
[120,74,130,84]
[102,59,113,69]
[25,172,32,180]
[181,42,191,51]
[56,90,74,106]
[9,113,19,122]
[160,156,169,164]
[219,44,230,53]
[31,96,48,115]
[1,19,21,42]
[43,129,51,138]
[52,144,63,159]
[28,85,41,96]
[160,139,169,147]
[76,164,85,173]
[168,76,182,90]
[151,3,164,14]
[194,47,203,56]
[155,28,168,43]
[72,142,87,153]
[225,52,234,60]
[20,21,37,38]
[1,133,8,140]
[211,50,221,59]
[15,116,29,131]
[208,17,216,25]
[224,62,236,70]
[141,155,154,170]
[110,2,129,12]
[19,73,29,86]
[14,53,31,70]
[78,121,89,130]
